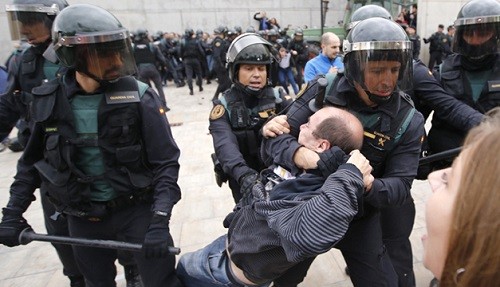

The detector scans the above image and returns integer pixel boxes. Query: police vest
[30,76,150,216]
[439,54,500,114]
[133,43,156,65]
[181,37,201,59]
[220,87,280,167]
[324,74,416,178]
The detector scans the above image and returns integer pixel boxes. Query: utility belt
[47,188,154,222]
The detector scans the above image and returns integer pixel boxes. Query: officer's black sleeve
[209,103,257,182]
[140,89,181,213]
[0,65,23,141]
[365,111,426,208]
[262,81,318,174]
[413,60,482,130]
[154,46,168,67]
[5,122,44,214]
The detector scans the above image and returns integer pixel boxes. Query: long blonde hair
[440,107,500,286]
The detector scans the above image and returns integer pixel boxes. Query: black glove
[142,213,171,259]
[241,180,266,206]
[238,171,259,200]
[0,208,31,247]
[317,146,349,178]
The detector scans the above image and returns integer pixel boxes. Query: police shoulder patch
[215,41,221,47]
[210,104,225,120]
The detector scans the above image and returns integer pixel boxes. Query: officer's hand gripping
[142,212,171,259]
[239,171,260,205]
[316,146,349,178]
[0,208,32,247]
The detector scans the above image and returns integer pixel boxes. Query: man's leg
[380,198,416,287]
[337,211,398,287]
[177,235,233,287]
[67,215,118,287]
[40,191,85,286]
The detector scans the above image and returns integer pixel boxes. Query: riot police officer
[287,28,309,89]
[209,33,290,204]
[180,28,205,96]
[428,0,500,169]
[0,1,87,286]
[211,25,231,100]
[133,28,170,110]
[262,18,425,287]
[0,4,183,287]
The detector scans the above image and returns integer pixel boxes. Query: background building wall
[0,0,477,69]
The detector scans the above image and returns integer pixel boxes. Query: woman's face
[422,152,466,279]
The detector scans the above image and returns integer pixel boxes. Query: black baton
[419,147,462,166]
[18,228,181,255]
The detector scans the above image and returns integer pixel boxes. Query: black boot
[69,275,86,287]
[124,265,143,287]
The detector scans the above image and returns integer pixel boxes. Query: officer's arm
[4,123,44,214]
[154,46,168,66]
[140,89,181,213]
[364,112,425,208]
[0,67,23,141]
[209,106,255,182]
[414,61,483,130]
[263,82,317,173]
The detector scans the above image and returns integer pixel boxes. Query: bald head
[298,106,364,153]
[321,32,341,60]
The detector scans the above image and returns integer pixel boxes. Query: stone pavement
[0,82,435,287]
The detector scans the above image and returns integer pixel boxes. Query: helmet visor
[54,29,137,81]
[344,41,413,94]
[5,4,57,41]
[453,16,500,58]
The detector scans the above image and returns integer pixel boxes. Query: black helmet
[452,0,500,60]
[234,26,242,35]
[343,18,413,103]
[293,28,304,41]
[185,28,194,38]
[346,5,392,32]
[226,33,278,88]
[245,26,256,33]
[214,25,227,35]
[196,29,203,37]
[5,0,69,42]
[134,28,149,43]
[52,4,136,81]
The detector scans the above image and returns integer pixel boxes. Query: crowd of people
[0,0,499,287]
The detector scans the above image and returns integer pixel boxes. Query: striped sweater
[226,164,363,284]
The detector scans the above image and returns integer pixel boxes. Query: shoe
[125,265,144,287]
[206,80,211,84]
[176,82,185,88]
[69,275,86,287]
[8,137,24,152]
[189,90,194,96]
[164,106,171,112]
[429,278,439,287]
[199,86,203,92]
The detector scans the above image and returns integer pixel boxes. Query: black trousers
[213,65,231,100]
[381,198,416,287]
[138,64,167,107]
[275,210,398,287]
[41,190,82,278]
[183,58,203,92]
[427,51,443,71]
[67,203,182,287]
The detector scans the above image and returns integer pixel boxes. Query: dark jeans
[67,203,182,287]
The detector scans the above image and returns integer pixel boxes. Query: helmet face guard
[453,15,500,59]
[344,41,413,96]
[5,4,59,41]
[53,29,137,81]
[226,33,279,86]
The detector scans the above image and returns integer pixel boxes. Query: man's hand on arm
[262,115,290,138]
[347,150,374,192]
[293,147,320,170]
